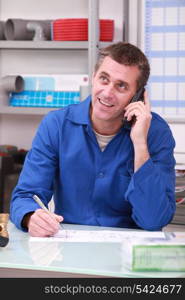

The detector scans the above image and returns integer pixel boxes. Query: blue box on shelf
[9,90,80,108]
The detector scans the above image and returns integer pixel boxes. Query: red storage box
[52,18,114,41]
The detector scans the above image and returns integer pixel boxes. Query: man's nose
[103,83,114,97]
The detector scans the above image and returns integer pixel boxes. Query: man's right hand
[23,209,63,237]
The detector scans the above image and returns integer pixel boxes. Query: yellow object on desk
[0,213,9,247]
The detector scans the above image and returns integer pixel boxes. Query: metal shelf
[0,40,111,50]
[0,105,58,115]
[0,41,89,50]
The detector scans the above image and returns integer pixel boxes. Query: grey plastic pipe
[4,19,52,40]
[0,75,24,105]
[0,21,5,40]
[26,22,47,41]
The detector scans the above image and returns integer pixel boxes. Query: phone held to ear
[123,87,145,128]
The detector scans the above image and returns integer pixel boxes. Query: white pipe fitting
[26,22,47,41]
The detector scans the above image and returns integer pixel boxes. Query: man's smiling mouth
[98,97,114,107]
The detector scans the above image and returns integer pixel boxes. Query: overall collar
[66,95,92,125]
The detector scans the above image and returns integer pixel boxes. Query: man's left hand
[124,90,152,146]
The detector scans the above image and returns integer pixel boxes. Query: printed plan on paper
[30,229,166,243]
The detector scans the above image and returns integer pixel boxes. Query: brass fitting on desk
[0,213,9,247]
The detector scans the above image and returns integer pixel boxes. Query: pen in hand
[33,194,64,230]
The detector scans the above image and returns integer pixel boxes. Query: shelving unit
[0,0,125,148]
[0,39,91,116]
[0,106,58,115]
[0,0,100,116]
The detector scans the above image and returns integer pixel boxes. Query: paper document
[30,229,166,243]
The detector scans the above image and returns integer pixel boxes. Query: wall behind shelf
[0,0,124,149]
[0,49,88,75]
[0,0,124,42]
[0,0,88,19]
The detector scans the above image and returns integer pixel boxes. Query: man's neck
[91,119,122,136]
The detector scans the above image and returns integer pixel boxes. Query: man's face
[91,56,140,124]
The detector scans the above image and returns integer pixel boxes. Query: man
[10,42,176,237]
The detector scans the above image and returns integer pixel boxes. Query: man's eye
[117,82,127,91]
[118,82,125,89]
[99,76,108,83]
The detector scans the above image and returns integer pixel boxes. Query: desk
[0,222,185,278]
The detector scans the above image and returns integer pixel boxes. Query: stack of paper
[122,232,185,272]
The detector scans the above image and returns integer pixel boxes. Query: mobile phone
[123,87,145,128]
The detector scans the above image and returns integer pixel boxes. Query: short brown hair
[95,42,150,90]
